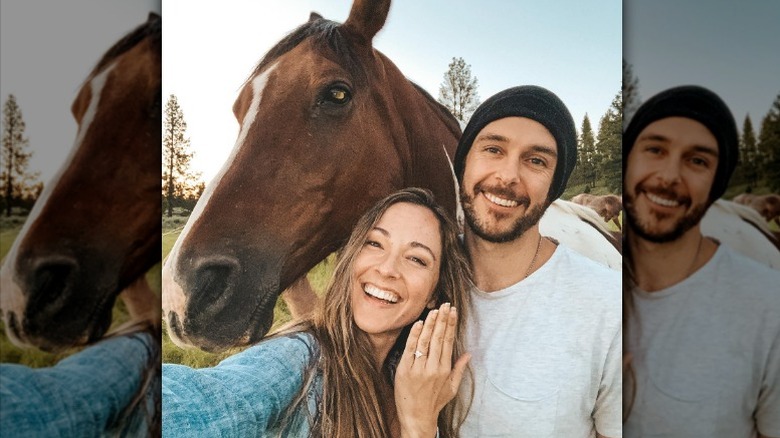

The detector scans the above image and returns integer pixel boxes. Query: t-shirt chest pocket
[637,345,724,436]
[477,351,562,437]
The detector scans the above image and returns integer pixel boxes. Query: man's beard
[460,183,548,243]
[624,188,708,243]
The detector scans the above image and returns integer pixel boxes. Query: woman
[163,187,473,437]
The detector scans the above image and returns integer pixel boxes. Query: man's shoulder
[711,244,780,302]
[552,244,621,283]
[541,244,621,309]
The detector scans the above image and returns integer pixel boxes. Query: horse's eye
[323,85,351,105]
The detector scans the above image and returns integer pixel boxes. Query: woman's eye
[365,240,381,248]
[409,256,427,267]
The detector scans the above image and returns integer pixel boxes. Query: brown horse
[733,193,780,226]
[571,193,622,230]
[162,0,623,352]
[162,0,460,352]
[0,14,161,352]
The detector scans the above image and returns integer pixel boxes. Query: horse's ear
[148,12,160,22]
[309,12,323,22]
[341,0,390,44]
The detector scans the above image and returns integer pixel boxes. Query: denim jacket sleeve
[162,332,319,437]
[0,332,157,437]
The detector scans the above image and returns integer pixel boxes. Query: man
[454,86,622,437]
[622,85,780,437]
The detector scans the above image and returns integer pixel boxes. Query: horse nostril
[168,311,184,340]
[7,311,23,340]
[27,257,78,316]
[190,256,240,310]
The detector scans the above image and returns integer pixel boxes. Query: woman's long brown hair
[276,187,473,437]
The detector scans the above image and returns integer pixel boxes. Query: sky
[624,0,780,129]
[163,0,622,182]
[0,0,161,184]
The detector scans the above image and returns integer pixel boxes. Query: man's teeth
[364,285,399,303]
[646,193,680,207]
[484,192,518,207]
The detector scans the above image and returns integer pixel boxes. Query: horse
[571,193,623,230]
[0,13,162,352]
[733,193,780,227]
[162,0,620,352]
[542,199,622,268]
[701,199,780,268]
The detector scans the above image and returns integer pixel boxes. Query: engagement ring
[414,350,425,359]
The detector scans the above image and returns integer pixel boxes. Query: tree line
[16,61,770,221]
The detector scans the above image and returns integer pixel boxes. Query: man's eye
[690,157,709,167]
[529,157,547,167]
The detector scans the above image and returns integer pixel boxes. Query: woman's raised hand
[394,303,471,438]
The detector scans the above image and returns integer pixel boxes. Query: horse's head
[0,14,161,352]
[163,0,460,351]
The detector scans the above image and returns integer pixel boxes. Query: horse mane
[86,13,161,81]
[409,81,462,138]
[247,18,367,86]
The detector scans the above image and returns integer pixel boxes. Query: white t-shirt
[461,244,622,437]
[625,244,780,437]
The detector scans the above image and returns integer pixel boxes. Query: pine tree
[162,94,201,217]
[438,57,480,123]
[578,114,598,189]
[758,93,780,191]
[595,91,623,193]
[1,94,38,216]
[622,60,641,127]
[738,115,760,190]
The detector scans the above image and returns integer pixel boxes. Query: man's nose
[655,157,682,186]
[495,158,521,184]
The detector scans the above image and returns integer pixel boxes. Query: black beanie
[454,85,577,202]
[623,85,738,202]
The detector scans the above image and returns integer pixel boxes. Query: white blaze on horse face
[161,63,279,321]
[0,63,115,333]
